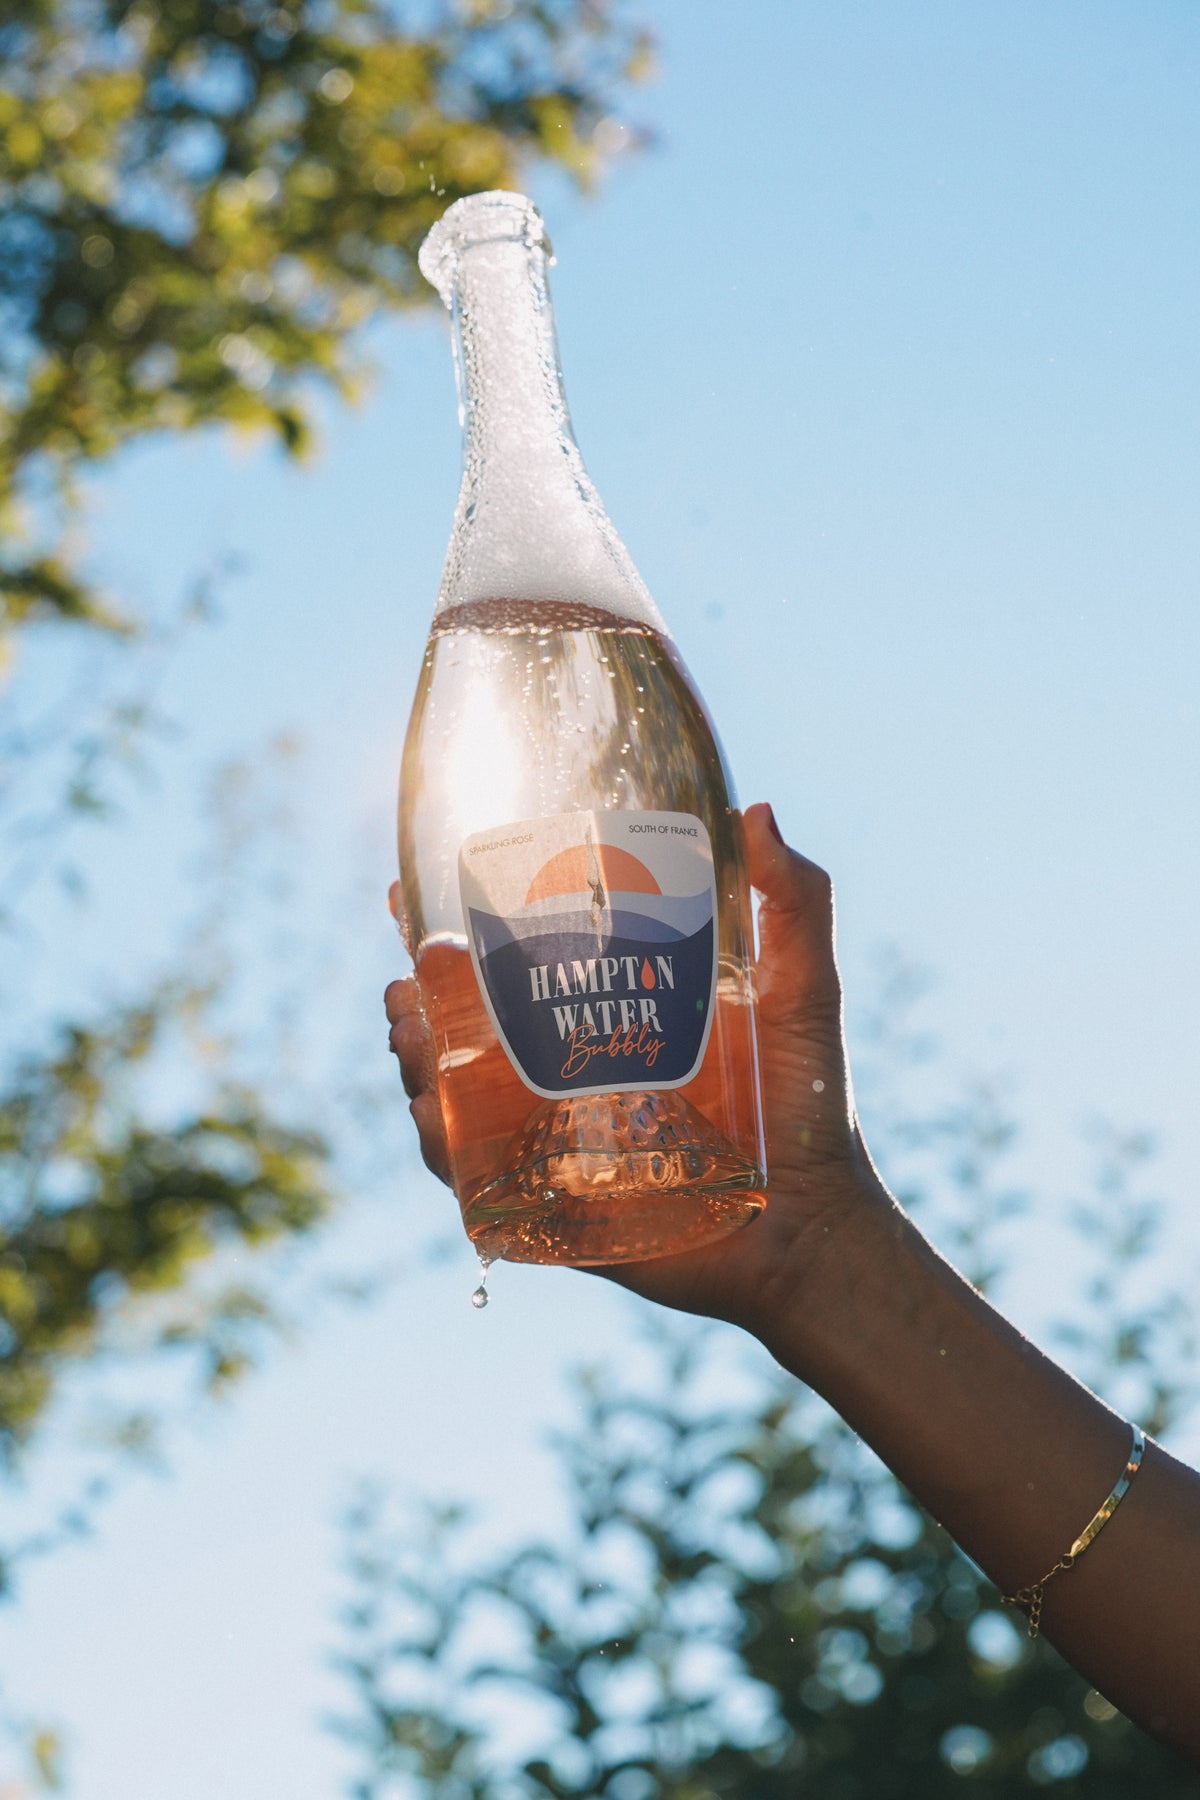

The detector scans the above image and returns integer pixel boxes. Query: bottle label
[458,811,718,1098]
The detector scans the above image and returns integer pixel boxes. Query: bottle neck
[421,193,663,629]
[452,230,576,499]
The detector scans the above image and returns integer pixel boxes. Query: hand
[384,804,886,1337]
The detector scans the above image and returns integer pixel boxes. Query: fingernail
[765,805,784,845]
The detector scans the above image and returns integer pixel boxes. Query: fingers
[384,973,421,1027]
[384,976,452,1185]
[410,1091,452,1186]
[385,977,436,1094]
[742,802,842,1019]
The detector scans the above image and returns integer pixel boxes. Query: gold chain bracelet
[1002,1423,1146,1639]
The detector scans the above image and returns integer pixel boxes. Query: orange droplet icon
[640,957,656,989]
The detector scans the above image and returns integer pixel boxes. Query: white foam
[420,193,667,632]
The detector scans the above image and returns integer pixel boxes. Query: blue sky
[3,2,1199,1794]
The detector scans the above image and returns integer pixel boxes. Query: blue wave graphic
[470,888,713,958]
[473,908,688,955]
[518,888,714,934]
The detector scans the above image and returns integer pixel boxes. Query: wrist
[733,1157,905,1370]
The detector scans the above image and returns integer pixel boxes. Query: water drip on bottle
[470,1253,495,1310]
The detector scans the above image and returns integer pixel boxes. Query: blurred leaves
[0,4,647,1786]
[0,0,650,1479]
[0,0,650,642]
[0,564,227,928]
[0,981,331,1462]
[1054,1125,1198,1442]
[332,1069,1200,1796]
[335,1329,1196,1798]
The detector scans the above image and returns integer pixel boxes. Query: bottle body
[398,195,766,1265]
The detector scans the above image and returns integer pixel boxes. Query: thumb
[742,803,842,1020]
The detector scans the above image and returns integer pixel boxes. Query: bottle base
[465,1183,765,1266]
[458,1087,767,1266]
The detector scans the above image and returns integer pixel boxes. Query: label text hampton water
[528,953,675,1054]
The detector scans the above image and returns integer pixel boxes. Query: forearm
[757,1173,1200,1761]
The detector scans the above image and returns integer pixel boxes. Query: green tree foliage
[0,987,330,1467]
[0,0,648,637]
[0,0,647,1477]
[0,12,645,1766]
[0,715,344,1778]
[0,660,334,1510]
[331,1114,1198,1796]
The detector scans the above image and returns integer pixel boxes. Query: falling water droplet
[470,1253,494,1310]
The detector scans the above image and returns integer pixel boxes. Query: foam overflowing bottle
[399,191,766,1265]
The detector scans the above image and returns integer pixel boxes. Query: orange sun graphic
[525,843,662,906]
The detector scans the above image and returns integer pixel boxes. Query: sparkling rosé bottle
[398,191,766,1266]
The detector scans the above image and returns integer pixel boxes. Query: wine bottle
[399,191,766,1266]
